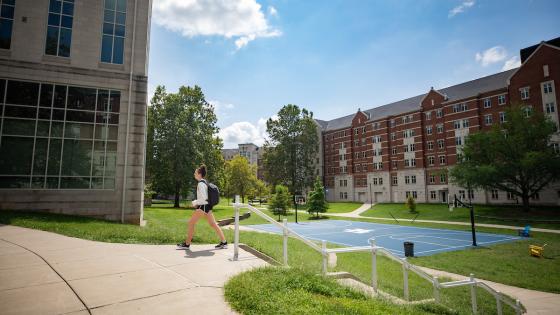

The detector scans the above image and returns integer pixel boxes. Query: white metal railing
[231,200,525,315]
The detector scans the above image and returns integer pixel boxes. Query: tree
[263,104,319,201]
[269,185,291,220]
[224,156,257,203]
[406,195,417,213]
[249,179,269,205]
[307,177,329,218]
[450,104,560,211]
[147,85,223,208]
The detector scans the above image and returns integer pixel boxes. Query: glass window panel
[37,121,51,136]
[31,177,45,189]
[4,0,16,5]
[116,12,126,25]
[0,136,34,175]
[109,91,120,113]
[0,177,31,189]
[58,28,71,57]
[45,26,59,55]
[104,10,115,23]
[40,84,54,107]
[53,85,67,108]
[92,141,106,176]
[95,124,108,140]
[47,139,62,175]
[114,24,125,37]
[64,123,94,139]
[66,110,95,123]
[91,177,103,189]
[60,15,72,28]
[67,87,96,110]
[6,81,40,106]
[61,139,92,176]
[105,0,116,10]
[104,141,117,176]
[107,126,118,140]
[1,5,14,19]
[38,108,51,119]
[104,177,115,189]
[97,90,109,111]
[49,0,62,13]
[60,177,90,189]
[48,13,60,26]
[101,35,113,62]
[46,177,59,189]
[116,0,126,12]
[103,22,114,35]
[62,2,74,15]
[4,105,37,119]
[112,36,124,64]
[50,122,64,137]
[33,138,49,175]
[0,79,5,102]
[0,18,13,49]
[2,119,36,136]
[52,109,65,121]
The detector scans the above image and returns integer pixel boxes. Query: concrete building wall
[0,0,151,224]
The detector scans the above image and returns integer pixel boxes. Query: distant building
[221,143,265,180]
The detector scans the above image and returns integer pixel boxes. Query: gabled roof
[520,37,560,63]
[318,68,517,132]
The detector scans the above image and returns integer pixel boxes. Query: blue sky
[148,0,560,148]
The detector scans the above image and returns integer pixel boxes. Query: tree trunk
[521,192,530,212]
[174,182,180,208]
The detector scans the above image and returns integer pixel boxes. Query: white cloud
[475,46,507,66]
[268,6,278,17]
[218,118,269,148]
[502,56,521,71]
[153,0,281,50]
[449,0,475,18]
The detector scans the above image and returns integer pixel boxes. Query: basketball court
[248,220,522,257]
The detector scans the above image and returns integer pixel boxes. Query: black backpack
[201,180,220,209]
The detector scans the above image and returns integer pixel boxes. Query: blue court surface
[248,220,521,257]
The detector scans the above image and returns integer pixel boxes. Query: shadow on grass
[308,215,330,220]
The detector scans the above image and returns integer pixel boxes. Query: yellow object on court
[529,244,547,258]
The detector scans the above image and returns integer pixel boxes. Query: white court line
[414,238,520,255]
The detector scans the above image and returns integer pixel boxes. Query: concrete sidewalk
[0,225,267,315]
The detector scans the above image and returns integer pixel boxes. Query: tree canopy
[450,104,560,211]
[307,177,329,218]
[147,85,223,207]
[224,155,258,203]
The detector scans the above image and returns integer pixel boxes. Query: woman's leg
[206,211,226,242]
[186,209,205,244]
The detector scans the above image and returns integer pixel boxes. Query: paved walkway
[418,266,560,315]
[0,225,267,315]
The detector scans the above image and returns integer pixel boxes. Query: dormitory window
[405,191,417,199]
[491,190,499,199]
[392,161,397,169]
[0,0,15,49]
[524,106,533,118]
[507,192,516,200]
[484,98,491,108]
[101,0,127,64]
[430,191,436,199]
[520,87,530,100]
[437,139,444,149]
[426,111,432,120]
[426,126,432,135]
[427,141,434,150]
[429,174,435,184]
[459,190,465,200]
[439,155,446,165]
[543,82,553,94]
[428,156,435,166]
[436,109,443,118]
[440,174,446,183]
[405,176,410,184]
[46,0,74,57]
[499,112,506,123]
[437,124,443,133]
[392,176,398,185]
[463,119,469,128]
[378,177,383,185]
[485,114,493,125]
[411,175,416,184]
[455,136,462,146]
[453,121,461,129]
[545,103,556,114]
[0,79,120,189]
[498,95,506,105]
[390,132,396,140]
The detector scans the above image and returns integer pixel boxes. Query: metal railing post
[233,195,240,261]
[370,239,377,293]
[322,240,327,274]
[403,261,409,301]
[433,276,440,303]
[495,291,503,315]
[470,274,477,314]
[283,218,288,266]
[515,300,522,315]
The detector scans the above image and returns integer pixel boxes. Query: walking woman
[177,164,227,250]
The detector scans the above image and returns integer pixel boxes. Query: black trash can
[404,242,414,257]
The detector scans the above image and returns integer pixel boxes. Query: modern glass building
[0,0,152,224]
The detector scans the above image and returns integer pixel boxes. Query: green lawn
[1,205,558,313]
[361,203,560,229]
[225,267,449,315]
[325,201,363,213]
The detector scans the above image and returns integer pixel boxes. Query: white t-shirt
[192,181,208,206]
